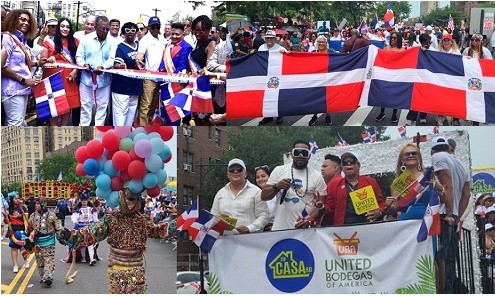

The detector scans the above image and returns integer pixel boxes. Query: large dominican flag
[359,46,495,124]
[168,75,214,114]
[33,72,69,120]
[226,48,371,119]
[187,210,230,253]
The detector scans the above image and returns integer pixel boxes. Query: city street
[1,216,176,294]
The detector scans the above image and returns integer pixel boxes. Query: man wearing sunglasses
[261,140,327,231]
[323,152,385,227]
[211,158,269,234]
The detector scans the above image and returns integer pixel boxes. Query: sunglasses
[255,165,269,172]
[150,25,160,30]
[342,158,358,166]
[125,28,137,34]
[284,196,300,203]
[228,167,244,173]
[138,26,145,31]
[487,229,495,232]
[211,30,217,34]
[403,151,419,157]
[292,148,310,158]
[99,27,111,32]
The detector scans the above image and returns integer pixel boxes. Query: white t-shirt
[462,47,493,59]
[267,163,327,231]
[137,32,167,71]
[257,43,287,53]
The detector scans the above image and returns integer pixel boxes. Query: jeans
[438,218,458,293]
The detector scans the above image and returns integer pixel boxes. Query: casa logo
[267,77,280,89]
[333,231,360,256]
[467,78,482,91]
[265,239,314,293]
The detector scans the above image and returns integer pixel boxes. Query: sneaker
[276,116,283,125]
[375,113,385,122]
[405,120,413,126]
[80,259,86,263]
[25,261,30,269]
[258,117,273,125]
[325,115,332,126]
[13,265,18,273]
[391,113,398,123]
[419,119,427,124]
[308,115,318,126]
[89,260,96,266]
[44,278,52,287]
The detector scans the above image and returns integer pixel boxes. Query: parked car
[176,271,210,294]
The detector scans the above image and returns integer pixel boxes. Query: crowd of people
[1,6,228,127]
[209,136,475,293]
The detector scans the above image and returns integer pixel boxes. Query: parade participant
[1,192,9,239]
[485,223,495,260]
[257,29,286,126]
[111,22,143,126]
[1,9,39,126]
[430,136,471,293]
[4,194,31,273]
[33,18,57,48]
[463,33,493,59]
[183,19,196,47]
[75,15,114,126]
[476,194,495,217]
[425,25,438,50]
[342,28,371,54]
[28,196,64,287]
[211,158,269,234]
[254,165,275,231]
[56,197,68,227]
[135,16,167,126]
[136,22,147,41]
[39,17,80,126]
[321,154,342,184]
[74,15,96,41]
[207,26,229,118]
[71,192,98,265]
[261,140,327,230]
[163,23,172,43]
[323,152,385,226]
[308,35,333,126]
[108,19,123,43]
[66,188,169,293]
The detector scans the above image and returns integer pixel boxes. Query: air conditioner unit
[183,164,192,171]
[183,128,192,137]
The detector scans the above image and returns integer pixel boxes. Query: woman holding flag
[4,194,32,273]
[39,17,81,126]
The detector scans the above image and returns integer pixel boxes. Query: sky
[385,126,495,168]
[85,0,216,25]
[165,127,178,178]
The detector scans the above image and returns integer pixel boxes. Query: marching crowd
[1,6,228,127]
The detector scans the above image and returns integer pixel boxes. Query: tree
[422,7,468,27]
[37,153,78,183]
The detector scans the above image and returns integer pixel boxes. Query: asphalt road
[1,216,176,294]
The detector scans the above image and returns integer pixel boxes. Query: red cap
[387,26,394,32]
[442,34,453,40]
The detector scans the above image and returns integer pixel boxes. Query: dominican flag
[226,48,370,119]
[417,188,441,242]
[369,128,377,142]
[398,126,407,137]
[433,126,439,134]
[358,19,369,34]
[296,208,315,223]
[187,210,230,253]
[361,131,371,143]
[176,201,199,232]
[396,167,434,212]
[383,4,394,27]
[33,72,70,120]
[447,15,455,31]
[309,136,318,154]
[337,133,348,146]
[162,82,190,123]
[359,46,495,124]
[168,75,214,114]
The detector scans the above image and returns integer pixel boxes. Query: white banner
[210,219,435,293]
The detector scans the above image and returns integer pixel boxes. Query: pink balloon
[114,126,132,139]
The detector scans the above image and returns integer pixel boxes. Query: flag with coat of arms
[168,75,214,114]
[176,200,199,232]
[33,72,70,120]
[187,210,230,252]
[309,136,318,154]
[398,126,407,138]
[417,188,441,242]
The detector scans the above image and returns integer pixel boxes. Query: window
[183,151,194,172]
[183,185,195,205]
[214,128,221,147]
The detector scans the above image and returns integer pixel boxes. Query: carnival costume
[71,192,98,265]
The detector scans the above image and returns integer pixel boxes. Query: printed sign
[219,215,238,230]
[484,17,494,30]
[391,170,415,194]
[349,185,379,215]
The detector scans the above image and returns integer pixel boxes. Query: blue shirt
[75,32,114,88]
[111,41,143,95]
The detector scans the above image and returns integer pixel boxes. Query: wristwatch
[20,77,26,84]
[272,184,279,192]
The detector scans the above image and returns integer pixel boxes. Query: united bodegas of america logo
[265,238,314,293]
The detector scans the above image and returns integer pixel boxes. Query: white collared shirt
[137,32,167,71]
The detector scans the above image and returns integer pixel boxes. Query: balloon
[86,139,104,159]
[106,149,117,160]
[128,160,147,179]
[95,188,111,199]
[83,158,100,176]
[135,139,152,158]
[114,126,132,139]
[146,185,161,197]
[110,176,124,191]
[96,126,113,132]
[96,174,111,190]
[120,169,131,182]
[133,132,148,145]
[103,160,119,177]
[130,127,146,140]
[147,132,161,139]
[129,148,142,161]
[112,151,132,171]
[149,137,164,155]
[158,126,174,141]
[145,154,163,173]
[164,154,172,163]
[75,146,89,163]
[76,163,86,177]
[158,145,171,160]
[102,130,120,151]
[143,173,158,189]
[119,138,134,152]
[97,155,107,170]
[128,179,144,194]
[107,191,120,208]
[155,169,167,184]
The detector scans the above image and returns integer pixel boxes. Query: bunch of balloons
[74,126,174,208]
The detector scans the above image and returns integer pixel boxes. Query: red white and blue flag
[33,72,69,120]
[296,208,315,223]
[176,201,198,232]
[337,133,348,146]
[309,136,318,154]
[162,82,190,123]
[398,126,407,137]
[361,131,371,143]
[358,19,369,34]
[369,128,377,142]
[396,167,434,213]
[383,4,395,27]
[447,15,455,31]
[168,75,214,114]
[187,210,230,253]
[417,188,441,242]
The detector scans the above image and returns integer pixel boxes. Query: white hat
[227,158,246,172]
[46,18,58,26]
[341,151,359,161]
[487,206,495,215]
[263,30,276,38]
[485,223,494,231]
[431,136,449,149]
[425,25,433,31]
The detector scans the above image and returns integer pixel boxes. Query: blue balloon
[145,154,163,173]
[83,158,100,176]
[95,188,111,199]
[96,174,111,190]
[128,179,144,194]
[133,132,148,145]
[130,127,147,140]
[107,191,120,208]
[147,132,161,139]
[155,169,167,184]
[149,137,164,155]
[103,160,119,177]
[158,145,171,160]
[143,173,158,189]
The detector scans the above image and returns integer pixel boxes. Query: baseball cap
[341,152,359,161]
[431,136,449,149]
[148,16,161,27]
[46,18,58,26]
[425,25,433,31]
[487,206,495,215]
[387,26,394,32]
[227,158,246,172]
[442,34,453,41]
[485,223,495,231]
[263,30,276,38]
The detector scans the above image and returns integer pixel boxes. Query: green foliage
[37,153,78,183]
[395,255,436,294]
[422,7,468,27]
[1,181,21,194]
[206,273,233,294]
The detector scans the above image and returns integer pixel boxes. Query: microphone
[280,187,289,205]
